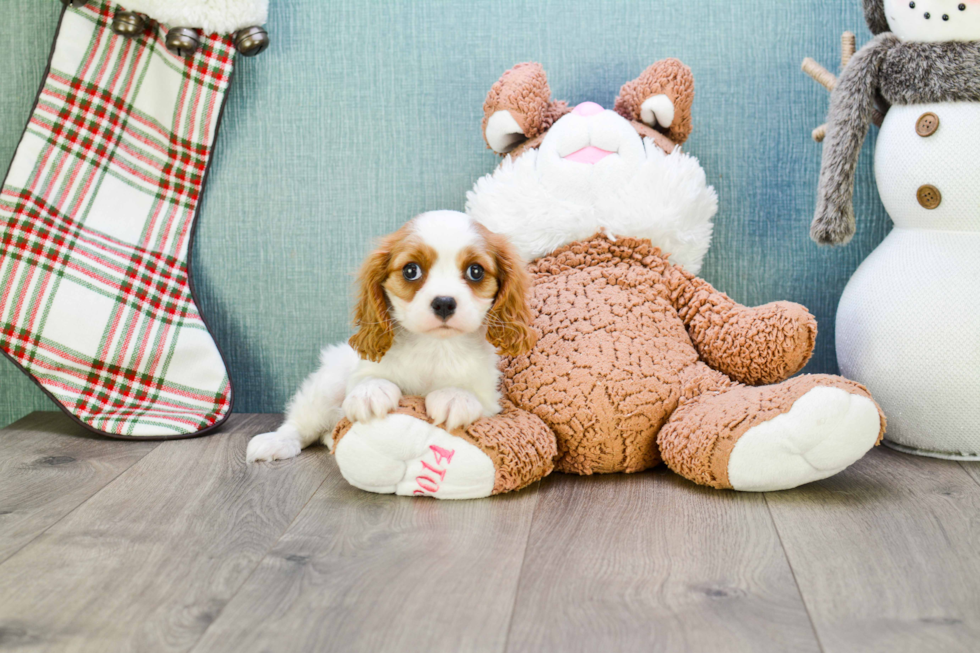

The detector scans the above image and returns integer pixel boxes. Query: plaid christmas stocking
[0,0,269,438]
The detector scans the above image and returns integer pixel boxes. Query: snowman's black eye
[910,1,915,7]
[465,264,485,282]
[403,263,422,281]
[960,3,967,10]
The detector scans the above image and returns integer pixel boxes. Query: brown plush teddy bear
[327,60,887,499]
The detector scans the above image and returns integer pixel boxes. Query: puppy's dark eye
[402,263,422,281]
[466,264,485,282]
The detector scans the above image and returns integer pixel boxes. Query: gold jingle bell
[235,26,270,57]
[166,27,200,57]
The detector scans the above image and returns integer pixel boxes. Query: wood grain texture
[0,414,329,653]
[767,447,980,653]
[0,413,158,565]
[504,470,820,653]
[2,414,978,653]
[191,473,541,653]
[960,461,980,488]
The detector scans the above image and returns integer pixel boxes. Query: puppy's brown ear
[349,234,397,363]
[484,231,537,357]
[482,63,571,156]
[614,58,695,146]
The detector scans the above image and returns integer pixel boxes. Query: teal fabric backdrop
[0,0,889,429]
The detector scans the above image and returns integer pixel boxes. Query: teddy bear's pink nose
[573,102,604,117]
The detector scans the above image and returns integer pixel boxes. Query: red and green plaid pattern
[0,0,234,437]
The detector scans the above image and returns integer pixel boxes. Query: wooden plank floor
[0,413,978,653]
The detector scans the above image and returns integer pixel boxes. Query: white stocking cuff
[114,0,269,35]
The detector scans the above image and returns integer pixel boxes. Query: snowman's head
[869,0,980,41]
[468,63,718,274]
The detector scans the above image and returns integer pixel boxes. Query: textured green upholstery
[0,0,889,429]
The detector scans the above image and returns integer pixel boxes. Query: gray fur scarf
[812,36,980,245]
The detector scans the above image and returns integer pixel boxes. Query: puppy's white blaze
[411,210,482,249]
[393,211,491,337]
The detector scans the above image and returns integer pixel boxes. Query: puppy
[247,210,536,463]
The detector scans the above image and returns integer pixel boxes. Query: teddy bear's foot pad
[727,387,880,492]
[334,414,496,499]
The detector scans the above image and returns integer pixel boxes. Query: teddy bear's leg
[658,372,885,492]
[331,398,557,500]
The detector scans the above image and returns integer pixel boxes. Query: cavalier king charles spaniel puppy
[247,210,536,462]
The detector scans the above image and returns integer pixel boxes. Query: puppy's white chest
[355,335,500,399]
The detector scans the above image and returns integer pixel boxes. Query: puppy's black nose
[431,296,457,320]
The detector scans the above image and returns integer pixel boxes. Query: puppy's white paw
[425,388,485,430]
[247,428,302,463]
[343,378,402,423]
[640,94,675,129]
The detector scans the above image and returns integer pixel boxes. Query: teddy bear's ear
[614,59,695,147]
[482,63,570,156]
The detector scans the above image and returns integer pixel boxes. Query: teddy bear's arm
[669,269,817,386]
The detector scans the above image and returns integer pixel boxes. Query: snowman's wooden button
[917,184,942,210]
[916,112,940,137]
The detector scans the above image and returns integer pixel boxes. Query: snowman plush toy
[813,0,980,459]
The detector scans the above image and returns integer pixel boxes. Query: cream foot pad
[727,387,882,492]
[334,414,497,500]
